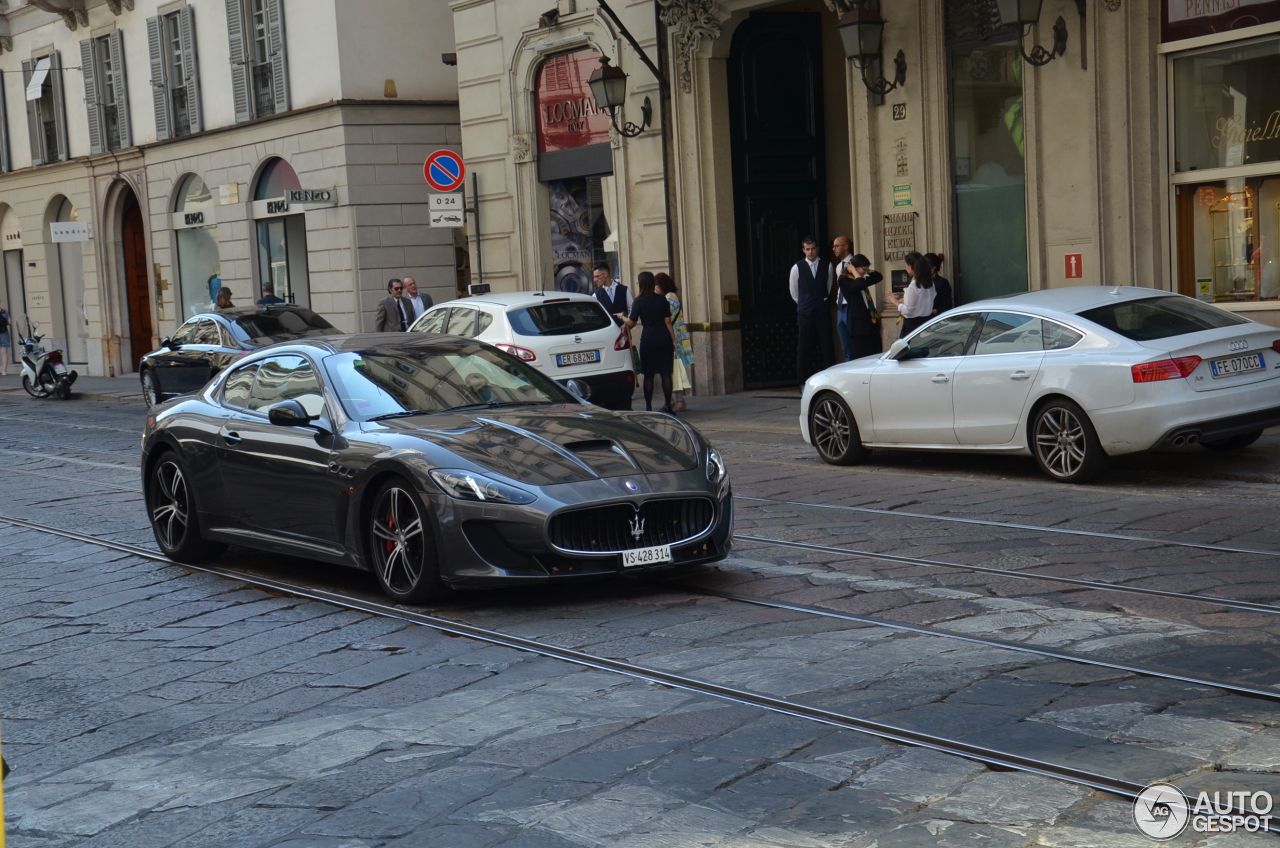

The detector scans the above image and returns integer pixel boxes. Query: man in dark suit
[374,279,412,333]
[789,236,835,382]
[837,254,884,360]
[592,262,632,327]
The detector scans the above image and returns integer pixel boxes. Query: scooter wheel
[22,375,49,398]
[56,382,71,400]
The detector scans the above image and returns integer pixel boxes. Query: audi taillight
[1131,356,1201,383]
[496,343,536,362]
[614,331,631,351]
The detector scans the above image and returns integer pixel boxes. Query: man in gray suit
[374,279,412,333]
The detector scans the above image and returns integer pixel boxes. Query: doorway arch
[45,196,90,365]
[119,188,154,368]
[1,206,26,362]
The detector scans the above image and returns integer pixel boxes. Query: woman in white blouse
[889,252,936,339]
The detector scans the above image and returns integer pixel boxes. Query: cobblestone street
[3,387,1280,846]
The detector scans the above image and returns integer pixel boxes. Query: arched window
[173,174,222,317]
[252,157,309,307]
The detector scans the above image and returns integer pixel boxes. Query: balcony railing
[103,103,121,151]
[252,64,274,118]
[42,120,59,162]
[171,87,190,137]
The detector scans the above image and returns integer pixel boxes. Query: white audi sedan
[410,291,636,409]
[801,286,1280,483]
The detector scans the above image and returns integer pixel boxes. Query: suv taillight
[1131,356,1201,383]
[614,331,631,351]
[496,343,536,362]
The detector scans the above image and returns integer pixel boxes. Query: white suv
[409,291,635,409]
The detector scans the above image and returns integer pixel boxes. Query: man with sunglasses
[375,278,413,333]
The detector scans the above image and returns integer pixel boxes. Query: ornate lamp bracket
[852,48,905,96]
[1019,15,1067,66]
[607,96,652,138]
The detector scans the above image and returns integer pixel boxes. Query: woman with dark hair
[889,251,935,338]
[215,287,234,310]
[926,252,953,315]
[836,254,883,359]
[622,271,677,412]
[655,273,693,412]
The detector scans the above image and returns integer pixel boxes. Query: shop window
[173,174,222,318]
[550,175,618,293]
[226,0,289,122]
[253,158,309,307]
[1176,178,1280,302]
[22,53,69,165]
[80,32,132,153]
[148,7,203,140]
[1172,37,1280,174]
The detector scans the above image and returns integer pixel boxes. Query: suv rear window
[1077,296,1247,341]
[509,301,612,336]
[230,309,340,345]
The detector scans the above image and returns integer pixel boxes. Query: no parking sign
[424,150,466,192]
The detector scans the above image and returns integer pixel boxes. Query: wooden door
[122,192,153,368]
[728,13,828,388]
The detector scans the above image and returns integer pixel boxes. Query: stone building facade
[0,0,459,377]
[450,0,1280,393]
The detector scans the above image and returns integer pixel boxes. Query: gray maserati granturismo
[141,333,733,602]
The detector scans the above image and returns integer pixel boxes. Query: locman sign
[535,49,612,154]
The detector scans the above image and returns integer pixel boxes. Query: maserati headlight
[706,448,727,483]
[429,469,536,505]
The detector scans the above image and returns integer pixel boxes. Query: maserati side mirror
[267,399,315,427]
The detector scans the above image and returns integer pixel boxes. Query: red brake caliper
[384,508,397,555]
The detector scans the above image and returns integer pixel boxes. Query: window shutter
[147,16,171,140]
[108,31,132,149]
[178,7,203,133]
[22,60,45,166]
[225,0,251,122]
[0,65,11,173]
[50,51,70,162]
[80,39,103,155]
[265,0,289,115]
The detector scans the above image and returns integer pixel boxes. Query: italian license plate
[556,350,600,367]
[53,363,67,373]
[1209,353,1265,378]
[622,545,672,568]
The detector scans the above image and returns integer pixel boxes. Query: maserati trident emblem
[629,516,645,541]
[624,480,639,491]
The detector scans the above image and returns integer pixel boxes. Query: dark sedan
[141,334,733,602]
[140,305,342,407]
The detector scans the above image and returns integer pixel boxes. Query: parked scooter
[20,320,77,400]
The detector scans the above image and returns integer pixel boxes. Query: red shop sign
[536,50,612,154]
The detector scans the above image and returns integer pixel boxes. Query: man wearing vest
[789,236,836,382]
[593,262,633,327]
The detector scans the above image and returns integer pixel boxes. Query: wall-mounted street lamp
[588,56,652,138]
[836,3,906,98]
[997,0,1067,66]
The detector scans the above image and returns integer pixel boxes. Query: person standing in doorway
[621,272,676,412]
[257,284,284,305]
[374,279,411,333]
[890,252,935,339]
[0,301,10,376]
[926,253,953,315]
[789,236,835,382]
[831,236,855,361]
[592,262,633,328]
[404,277,432,321]
[837,254,884,359]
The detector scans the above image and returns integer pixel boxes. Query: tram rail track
[2,510,1279,832]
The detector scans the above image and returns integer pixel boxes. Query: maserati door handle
[1010,371,1030,381]
[223,431,242,445]
[931,375,949,384]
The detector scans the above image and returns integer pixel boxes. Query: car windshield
[323,342,571,421]
[228,309,341,345]
[1077,296,1247,341]
[508,301,612,336]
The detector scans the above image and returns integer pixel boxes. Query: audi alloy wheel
[1032,399,1105,484]
[809,392,868,466]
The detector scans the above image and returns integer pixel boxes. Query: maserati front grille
[549,497,716,553]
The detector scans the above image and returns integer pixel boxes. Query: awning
[26,57,51,102]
